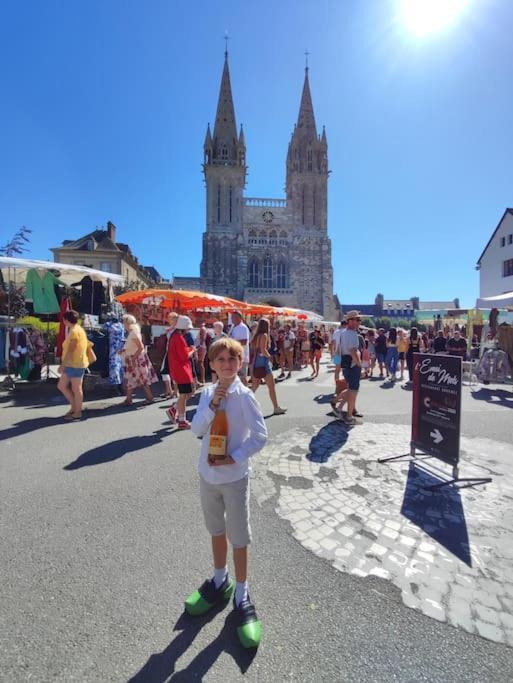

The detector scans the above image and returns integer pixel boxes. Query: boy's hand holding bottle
[208,378,235,466]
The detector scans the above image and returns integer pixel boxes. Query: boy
[186,338,268,648]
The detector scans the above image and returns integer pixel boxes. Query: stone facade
[52,221,154,288]
[200,52,337,319]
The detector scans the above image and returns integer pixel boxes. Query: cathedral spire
[212,51,238,161]
[204,123,212,148]
[296,66,317,138]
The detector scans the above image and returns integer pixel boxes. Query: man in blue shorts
[339,310,362,425]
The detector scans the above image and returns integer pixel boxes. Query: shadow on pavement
[401,462,471,566]
[0,403,145,442]
[0,416,66,442]
[0,395,200,443]
[127,609,256,682]
[313,393,335,405]
[470,387,513,409]
[306,421,349,464]
[63,428,175,470]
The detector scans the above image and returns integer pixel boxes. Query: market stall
[0,256,125,386]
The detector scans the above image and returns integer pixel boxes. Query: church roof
[213,52,238,151]
[296,68,317,138]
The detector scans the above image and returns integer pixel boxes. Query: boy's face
[210,350,242,382]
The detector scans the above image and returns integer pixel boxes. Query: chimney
[107,221,117,243]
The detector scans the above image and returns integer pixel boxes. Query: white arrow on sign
[430,429,443,444]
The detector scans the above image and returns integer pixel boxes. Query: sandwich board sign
[411,353,462,466]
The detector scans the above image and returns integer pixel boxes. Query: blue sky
[1,0,512,307]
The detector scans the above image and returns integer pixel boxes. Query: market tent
[476,292,513,308]
[116,288,246,311]
[273,306,323,322]
[239,303,279,316]
[0,256,125,285]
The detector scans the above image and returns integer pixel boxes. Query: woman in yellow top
[397,329,409,381]
[58,309,89,420]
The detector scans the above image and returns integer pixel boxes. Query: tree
[0,226,32,257]
[0,227,31,315]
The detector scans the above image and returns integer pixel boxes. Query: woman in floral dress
[119,314,157,405]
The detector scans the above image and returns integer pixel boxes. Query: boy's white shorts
[199,476,251,548]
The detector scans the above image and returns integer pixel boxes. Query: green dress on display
[25,269,64,314]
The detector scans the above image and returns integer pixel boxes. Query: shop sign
[411,353,462,466]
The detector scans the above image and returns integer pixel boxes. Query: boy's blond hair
[208,337,243,362]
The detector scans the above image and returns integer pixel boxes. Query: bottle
[208,404,229,460]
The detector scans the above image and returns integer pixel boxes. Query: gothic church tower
[285,67,335,318]
[200,50,246,297]
[200,51,336,319]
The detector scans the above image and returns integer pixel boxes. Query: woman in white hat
[166,315,196,429]
[119,314,158,405]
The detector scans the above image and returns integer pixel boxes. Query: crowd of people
[56,306,476,429]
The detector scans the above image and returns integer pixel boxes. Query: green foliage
[0,226,32,257]
[16,316,60,348]
[360,317,375,328]
[373,316,393,330]
[373,316,426,331]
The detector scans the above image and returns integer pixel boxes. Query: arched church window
[307,149,313,172]
[248,260,259,288]
[221,146,228,159]
[263,257,273,288]
[280,231,287,238]
[277,261,288,289]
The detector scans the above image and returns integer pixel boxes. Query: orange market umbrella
[115,288,247,312]
[238,303,278,316]
[274,306,324,322]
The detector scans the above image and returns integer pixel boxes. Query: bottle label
[209,435,227,457]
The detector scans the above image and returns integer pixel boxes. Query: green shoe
[233,597,262,648]
[184,577,234,616]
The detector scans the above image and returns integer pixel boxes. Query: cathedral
[199,50,337,319]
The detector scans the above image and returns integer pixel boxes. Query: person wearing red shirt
[167,315,195,429]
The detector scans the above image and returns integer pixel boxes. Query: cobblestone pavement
[252,422,513,646]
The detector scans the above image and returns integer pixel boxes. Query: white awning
[476,292,513,308]
[479,291,513,302]
[0,256,125,286]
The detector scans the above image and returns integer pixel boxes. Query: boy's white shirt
[191,377,268,485]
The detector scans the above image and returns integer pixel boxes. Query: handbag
[86,342,97,365]
[253,353,268,379]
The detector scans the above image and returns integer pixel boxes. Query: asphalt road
[1,362,513,682]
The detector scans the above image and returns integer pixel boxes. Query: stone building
[51,221,155,288]
[199,51,337,319]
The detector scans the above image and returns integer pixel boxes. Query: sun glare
[401,0,470,36]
